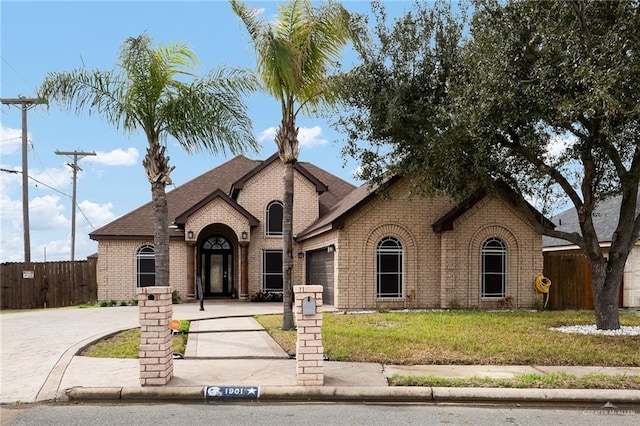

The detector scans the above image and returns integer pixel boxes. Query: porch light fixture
[241,231,248,240]
[327,244,335,253]
[187,230,194,239]
[298,252,305,259]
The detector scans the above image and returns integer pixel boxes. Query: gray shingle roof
[543,191,640,247]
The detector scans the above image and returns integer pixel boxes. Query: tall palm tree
[231,0,359,329]
[38,33,257,289]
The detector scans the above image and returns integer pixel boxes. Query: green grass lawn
[256,310,640,366]
[81,320,189,358]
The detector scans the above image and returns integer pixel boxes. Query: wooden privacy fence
[543,252,624,310]
[543,253,593,310]
[0,259,97,309]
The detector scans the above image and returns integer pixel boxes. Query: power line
[0,167,96,229]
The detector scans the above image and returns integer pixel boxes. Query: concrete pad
[60,357,140,389]
[384,365,540,379]
[325,362,388,387]
[169,359,296,386]
[193,316,263,331]
[185,317,288,359]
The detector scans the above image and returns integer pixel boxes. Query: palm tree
[38,33,257,289]
[231,0,359,329]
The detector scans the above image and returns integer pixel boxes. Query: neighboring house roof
[543,191,640,248]
[90,154,355,240]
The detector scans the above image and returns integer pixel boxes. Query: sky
[0,0,418,263]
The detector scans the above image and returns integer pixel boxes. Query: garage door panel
[306,249,334,305]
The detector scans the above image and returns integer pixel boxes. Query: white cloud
[257,126,328,148]
[85,147,139,166]
[37,238,70,260]
[257,127,277,144]
[31,166,72,190]
[77,199,115,229]
[30,195,69,230]
[0,232,24,262]
[0,124,25,156]
[298,126,328,148]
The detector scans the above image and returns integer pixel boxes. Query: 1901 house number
[205,386,259,399]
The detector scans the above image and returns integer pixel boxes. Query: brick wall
[96,240,189,302]
[453,195,541,309]
[327,178,542,310]
[235,160,319,295]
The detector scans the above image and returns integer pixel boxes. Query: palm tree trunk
[276,117,299,331]
[282,161,295,330]
[151,180,170,288]
[143,143,173,289]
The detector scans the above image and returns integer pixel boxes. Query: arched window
[202,236,231,250]
[136,245,155,287]
[482,238,506,298]
[266,201,283,236]
[377,237,403,298]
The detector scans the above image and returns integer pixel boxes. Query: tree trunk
[143,143,173,289]
[275,116,298,331]
[151,180,170,288]
[590,256,622,330]
[281,161,295,330]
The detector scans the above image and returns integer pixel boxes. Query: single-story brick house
[543,192,640,308]
[90,153,548,310]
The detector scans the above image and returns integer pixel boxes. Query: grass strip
[388,372,640,389]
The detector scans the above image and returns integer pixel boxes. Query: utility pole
[55,150,96,261]
[1,97,47,263]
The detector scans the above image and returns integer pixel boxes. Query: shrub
[250,291,283,302]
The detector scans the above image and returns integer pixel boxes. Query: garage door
[306,248,334,306]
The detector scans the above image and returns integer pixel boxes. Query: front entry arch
[200,235,234,297]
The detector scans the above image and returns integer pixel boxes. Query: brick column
[138,286,173,386]
[294,285,323,386]
[240,242,249,300]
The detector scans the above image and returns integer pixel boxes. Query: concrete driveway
[0,302,283,404]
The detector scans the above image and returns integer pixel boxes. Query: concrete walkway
[1,301,639,405]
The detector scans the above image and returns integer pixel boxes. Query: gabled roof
[174,188,259,226]
[543,191,640,248]
[432,188,554,233]
[90,155,260,240]
[230,153,328,197]
[90,154,355,240]
[297,176,399,240]
[431,190,488,233]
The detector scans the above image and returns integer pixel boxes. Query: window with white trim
[136,245,155,287]
[262,250,283,292]
[266,201,283,236]
[376,237,403,298]
[481,237,506,298]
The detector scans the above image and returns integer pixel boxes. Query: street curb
[63,386,640,404]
